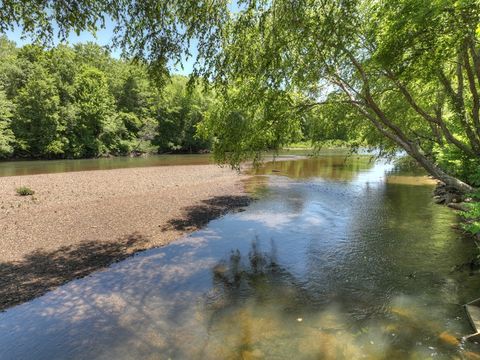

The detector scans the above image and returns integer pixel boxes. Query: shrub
[16,186,35,196]
[461,191,480,236]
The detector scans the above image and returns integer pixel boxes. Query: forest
[0,36,212,159]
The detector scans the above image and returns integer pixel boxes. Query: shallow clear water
[1,156,480,359]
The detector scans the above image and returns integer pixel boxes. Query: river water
[1,156,480,359]
[0,154,213,177]
[0,150,318,177]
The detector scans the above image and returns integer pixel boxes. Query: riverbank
[0,165,251,310]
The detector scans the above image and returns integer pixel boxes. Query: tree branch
[468,40,480,88]
[338,55,473,193]
[295,98,362,111]
[383,70,476,156]
[346,52,413,145]
[464,50,480,139]
[438,68,480,153]
[384,70,438,124]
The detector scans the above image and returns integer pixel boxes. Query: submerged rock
[438,331,460,346]
[464,351,480,360]
[241,349,264,359]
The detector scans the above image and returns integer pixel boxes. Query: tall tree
[193,0,480,192]
[156,76,212,153]
[70,66,115,157]
[0,36,22,98]
[14,64,64,157]
[0,90,15,157]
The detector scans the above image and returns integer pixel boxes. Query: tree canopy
[0,37,213,158]
[194,0,480,192]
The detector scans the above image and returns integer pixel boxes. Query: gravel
[0,164,251,310]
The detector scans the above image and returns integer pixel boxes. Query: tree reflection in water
[198,237,470,359]
[208,237,310,312]
[200,237,363,359]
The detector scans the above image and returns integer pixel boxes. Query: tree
[199,79,303,165]
[191,0,480,193]
[0,38,209,159]
[70,66,115,157]
[0,1,227,81]
[48,45,77,104]
[0,36,22,98]
[155,76,212,153]
[0,90,15,157]
[14,64,64,157]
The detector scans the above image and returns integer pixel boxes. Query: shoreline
[0,164,252,311]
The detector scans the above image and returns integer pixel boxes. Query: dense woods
[0,37,211,159]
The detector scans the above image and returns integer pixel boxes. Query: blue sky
[4,18,196,76]
[2,1,246,76]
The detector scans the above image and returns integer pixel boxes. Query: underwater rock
[438,331,460,346]
[241,349,264,359]
[464,351,480,360]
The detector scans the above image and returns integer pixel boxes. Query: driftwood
[464,298,480,342]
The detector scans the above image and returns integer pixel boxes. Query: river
[0,155,479,359]
[0,154,213,177]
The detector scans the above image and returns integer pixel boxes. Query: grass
[460,191,480,236]
[283,141,314,150]
[16,186,35,196]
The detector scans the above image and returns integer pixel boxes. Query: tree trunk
[333,62,477,195]
[405,144,474,194]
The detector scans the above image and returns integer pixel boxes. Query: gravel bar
[0,164,251,310]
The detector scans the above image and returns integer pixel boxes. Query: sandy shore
[0,165,251,310]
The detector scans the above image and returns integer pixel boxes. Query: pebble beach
[0,164,250,310]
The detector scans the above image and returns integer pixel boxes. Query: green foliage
[0,90,15,157]
[284,141,313,150]
[14,64,64,157]
[2,1,480,193]
[434,144,480,187]
[461,192,480,235]
[155,76,212,153]
[70,66,114,157]
[199,80,303,166]
[15,186,34,196]
[193,0,480,189]
[0,37,22,98]
[0,37,216,159]
[393,156,422,172]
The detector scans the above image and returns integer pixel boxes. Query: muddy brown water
[0,154,214,177]
[0,150,313,177]
[1,155,480,359]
